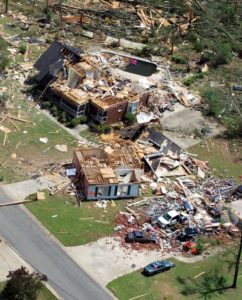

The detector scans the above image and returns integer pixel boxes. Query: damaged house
[34,41,149,123]
[73,145,143,200]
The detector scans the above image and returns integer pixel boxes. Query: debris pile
[99,128,239,254]
[33,41,201,124]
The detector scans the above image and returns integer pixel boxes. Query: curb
[20,204,116,299]
[0,234,60,299]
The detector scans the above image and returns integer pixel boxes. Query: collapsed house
[73,144,143,200]
[34,41,150,123]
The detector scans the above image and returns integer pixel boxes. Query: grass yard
[0,95,76,183]
[0,281,57,300]
[37,284,58,300]
[107,248,242,300]
[79,128,100,144]
[189,137,242,182]
[26,192,127,246]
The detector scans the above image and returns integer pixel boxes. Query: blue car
[143,260,175,276]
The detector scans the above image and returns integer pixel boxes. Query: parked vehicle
[235,185,242,198]
[125,231,157,243]
[157,210,187,229]
[176,227,200,242]
[143,260,175,276]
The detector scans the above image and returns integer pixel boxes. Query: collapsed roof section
[73,144,143,186]
[34,41,83,84]
[34,41,149,122]
[141,128,185,178]
[146,128,182,157]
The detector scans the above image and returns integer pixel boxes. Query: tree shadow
[176,268,232,299]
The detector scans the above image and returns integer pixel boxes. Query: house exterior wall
[139,93,149,107]
[86,183,140,200]
[60,99,87,117]
[47,88,149,123]
[46,91,88,118]
[89,101,128,124]
[72,152,89,195]
[106,102,128,124]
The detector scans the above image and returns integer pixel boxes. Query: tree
[232,225,242,288]
[5,0,8,14]
[1,266,47,300]
[59,0,63,29]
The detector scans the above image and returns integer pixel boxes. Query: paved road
[0,188,113,300]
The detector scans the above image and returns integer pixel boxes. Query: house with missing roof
[72,145,143,200]
[34,41,150,123]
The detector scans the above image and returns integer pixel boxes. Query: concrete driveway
[230,200,242,220]
[160,104,223,148]
[67,237,169,286]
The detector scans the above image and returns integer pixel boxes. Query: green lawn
[0,97,75,183]
[107,248,242,300]
[0,282,57,300]
[189,137,242,182]
[26,192,126,246]
[37,284,57,300]
[79,128,100,144]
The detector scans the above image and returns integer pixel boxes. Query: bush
[78,115,88,124]
[171,54,187,64]
[183,72,205,86]
[69,117,80,128]
[0,55,10,71]
[224,116,242,138]
[40,100,50,109]
[58,111,68,124]
[68,115,88,127]
[99,124,112,134]
[18,42,27,54]
[202,89,225,116]
[124,112,136,124]
[212,43,232,67]
[49,105,59,117]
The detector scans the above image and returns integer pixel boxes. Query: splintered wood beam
[8,116,29,123]
[3,133,7,146]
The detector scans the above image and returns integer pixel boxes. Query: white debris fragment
[39,137,48,144]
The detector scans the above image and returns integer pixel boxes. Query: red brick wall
[106,101,128,124]
[139,93,149,107]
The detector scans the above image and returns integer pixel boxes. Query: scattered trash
[96,200,108,209]
[39,137,48,144]
[10,153,17,159]
[55,144,68,152]
[36,192,45,200]
[136,112,155,124]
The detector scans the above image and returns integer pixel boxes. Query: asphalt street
[0,187,113,300]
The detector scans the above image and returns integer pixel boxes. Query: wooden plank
[125,206,139,219]
[3,133,7,146]
[8,118,20,130]
[129,293,149,300]
[8,115,30,123]
[193,271,205,279]
[0,199,37,207]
